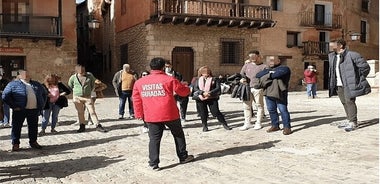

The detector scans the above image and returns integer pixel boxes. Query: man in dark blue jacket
[2,70,47,151]
[328,39,371,132]
[256,57,292,135]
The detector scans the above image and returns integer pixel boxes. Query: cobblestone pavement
[0,90,378,184]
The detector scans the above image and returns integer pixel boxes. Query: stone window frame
[220,38,244,66]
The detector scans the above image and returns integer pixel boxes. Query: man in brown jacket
[112,64,137,119]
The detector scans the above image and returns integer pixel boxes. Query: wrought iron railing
[302,41,330,56]
[153,0,272,20]
[299,11,342,29]
[0,13,62,37]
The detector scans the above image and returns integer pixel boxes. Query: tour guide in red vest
[132,57,194,171]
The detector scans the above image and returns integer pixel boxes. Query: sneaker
[344,122,357,132]
[51,129,58,133]
[96,124,108,132]
[2,123,11,128]
[142,126,149,133]
[30,142,42,149]
[150,165,161,171]
[337,121,351,129]
[39,129,46,136]
[239,125,250,131]
[118,115,124,119]
[283,128,292,135]
[129,115,135,119]
[266,126,280,133]
[12,144,20,152]
[252,125,262,130]
[180,155,195,164]
[202,126,209,132]
[330,119,349,127]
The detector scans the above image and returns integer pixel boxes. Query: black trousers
[175,95,189,120]
[147,119,188,166]
[337,87,357,123]
[196,99,226,128]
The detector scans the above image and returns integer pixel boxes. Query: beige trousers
[242,88,264,127]
[73,96,100,125]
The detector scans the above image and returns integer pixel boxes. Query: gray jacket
[328,50,371,98]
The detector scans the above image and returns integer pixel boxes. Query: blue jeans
[265,96,291,129]
[119,90,134,117]
[306,83,317,97]
[41,102,61,129]
[0,103,10,124]
[11,109,39,145]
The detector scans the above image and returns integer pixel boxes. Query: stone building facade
[100,0,378,91]
[0,0,77,83]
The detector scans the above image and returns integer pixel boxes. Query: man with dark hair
[328,39,371,132]
[164,60,189,123]
[132,57,194,171]
[2,70,47,151]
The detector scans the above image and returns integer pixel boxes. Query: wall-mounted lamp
[88,14,100,29]
[342,29,361,41]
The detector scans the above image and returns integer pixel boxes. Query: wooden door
[171,47,194,83]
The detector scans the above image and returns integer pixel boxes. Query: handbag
[192,90,202,101]
[56,96,68,108]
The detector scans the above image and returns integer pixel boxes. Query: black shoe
[180,155,195,164]
[96,124,108,132]
[77,124,86,133]
[223,124,232,130]
[150,165,161,171]
[30,142,42,149]
[202,126,209,132]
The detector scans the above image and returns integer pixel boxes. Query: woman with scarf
[192,66,232,132]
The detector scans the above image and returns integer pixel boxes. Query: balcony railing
[299,11,342,29]
[152,0,275,29]
[302,41,330,56]
[0,14,63,46]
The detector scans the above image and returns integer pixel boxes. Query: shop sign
[0,47,24,53]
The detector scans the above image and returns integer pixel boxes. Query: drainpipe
[58,0,63,36]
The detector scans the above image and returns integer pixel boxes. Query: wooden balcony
[0,14,63,46]
[302,41,330,59]
[299,11,342,29]
[151,0,276,29]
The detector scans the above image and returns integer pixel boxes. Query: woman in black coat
[192,66,232,132]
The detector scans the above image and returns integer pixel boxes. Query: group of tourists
[0,39,371,171]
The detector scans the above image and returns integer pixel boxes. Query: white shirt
[335,54,343,86]
[21,79,38,109]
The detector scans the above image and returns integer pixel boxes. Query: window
[220,38,244,65]
[271,0,282,11]
[360,20,367,43]
[362,0,369,12]
[121,0,127,15]
[286,32,300,47]
[120,44,128,66]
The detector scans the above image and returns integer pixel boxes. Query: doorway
[0,56,25,80]
[171,47,194,83]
